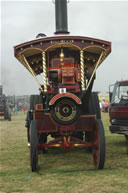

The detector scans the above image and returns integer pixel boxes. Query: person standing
[104,100,109,112]
[23,105,27,114]
[14,105,18,115]
[101,100,105,112]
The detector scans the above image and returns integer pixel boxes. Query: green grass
[0,112,128,193]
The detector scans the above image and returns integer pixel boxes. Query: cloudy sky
[1,0,128,95]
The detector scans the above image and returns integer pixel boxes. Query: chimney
[55,0,69,34]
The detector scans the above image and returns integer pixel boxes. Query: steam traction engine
[14,0,111,171]
[0,85,11,121]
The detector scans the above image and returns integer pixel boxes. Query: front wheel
[30,120,38,172]
[92,119,106,169]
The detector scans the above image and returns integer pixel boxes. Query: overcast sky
[1,0,128,95]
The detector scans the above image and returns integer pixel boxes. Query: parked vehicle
[14,0,111,171]
[109,80,128,153]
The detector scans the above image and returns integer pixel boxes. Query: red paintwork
[62,67,75,84]
[109,106,128,118]
[35,112,96,133]
[37,116,97,151]
[35,113,95,133]
[35,113,57,132]
[35,104,43,110]
[34,113,96,150]
[49,92,81,105]
[73,115,96,131]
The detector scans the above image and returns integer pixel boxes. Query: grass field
[0,112,128,193]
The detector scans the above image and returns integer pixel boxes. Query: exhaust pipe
[54,0,69,34]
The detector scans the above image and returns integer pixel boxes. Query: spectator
[23,105,27,114]
[101,100,105,112]
[104,100,109,112]
[14,105,18,115]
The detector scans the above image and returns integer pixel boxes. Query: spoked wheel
[92,119,105,169]
[30,120,38,172]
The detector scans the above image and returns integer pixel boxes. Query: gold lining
[83,45,107,53]
[19,47,43,57]
[45,43,81,51]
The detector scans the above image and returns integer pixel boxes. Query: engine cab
[48,47,80,93]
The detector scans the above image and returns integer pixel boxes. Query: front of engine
[41,0,81,125]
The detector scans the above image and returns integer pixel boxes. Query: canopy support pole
[86,51,104,91]
[42,51,47,92]
[22,55,43,92]
[80,50,85,91]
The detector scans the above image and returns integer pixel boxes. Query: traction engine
[14,0,111,171]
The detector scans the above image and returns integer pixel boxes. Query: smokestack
[0,85,3,96]
[55,0,69,34]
